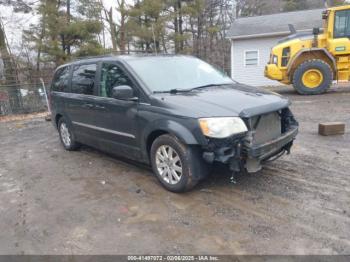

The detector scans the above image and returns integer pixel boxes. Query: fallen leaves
[0,112,50,123]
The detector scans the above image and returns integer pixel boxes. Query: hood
[278,32,314,44]
[151,84,290,118]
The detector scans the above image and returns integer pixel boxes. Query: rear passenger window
[52,66,70,92]
[71,64,97,95]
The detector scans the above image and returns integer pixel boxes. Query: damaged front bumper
[202,108,298,173]
[246,127,298,160]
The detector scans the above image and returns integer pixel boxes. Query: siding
[231,37,281,86]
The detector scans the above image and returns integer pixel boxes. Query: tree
[0,0,32,13]
[283,0,308,11]
[104,6,119,51]
[235,0,268,16]
[117,0,129,53]
[24,0,104,66]
[127,0,168,53]
[326,0,347,6]
[0,0,33,112]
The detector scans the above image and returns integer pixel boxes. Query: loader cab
[326,6,350,56]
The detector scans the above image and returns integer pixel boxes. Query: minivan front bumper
[202,127,297,168]
[202,109,298,173]
[246,127,298,160]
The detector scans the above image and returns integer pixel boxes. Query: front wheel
[293,59,333,95]
[150,134,208,193]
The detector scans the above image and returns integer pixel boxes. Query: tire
[58,117,80,151]
[150,134,208,193]
[293,59,333,95]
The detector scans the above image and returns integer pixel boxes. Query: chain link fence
[0,82,50,116]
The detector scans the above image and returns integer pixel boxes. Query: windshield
[127,56,234,92]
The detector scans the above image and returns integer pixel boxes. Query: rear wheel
[150,134,208,192]
[293,59,333,95]
[58,117,80,151]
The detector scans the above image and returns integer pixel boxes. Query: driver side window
[334,10,350,38]
[100,63,133,98]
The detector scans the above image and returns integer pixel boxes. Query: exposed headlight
[199,117,248,138]
[272,55,278,65]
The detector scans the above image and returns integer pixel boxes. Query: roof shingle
[228,9,324,39]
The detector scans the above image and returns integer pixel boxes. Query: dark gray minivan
[50,55,298,192]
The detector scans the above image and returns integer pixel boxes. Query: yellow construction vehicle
[265,5,350,95]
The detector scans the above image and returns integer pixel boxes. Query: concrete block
[319,122,345,136]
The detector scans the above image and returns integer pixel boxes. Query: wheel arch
[143,120,202,161]
[287,48,336,82]
[55,114,63,128]
[146,130,169,157]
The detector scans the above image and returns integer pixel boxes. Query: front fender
[287,48,337,75]
[143,119,201,145]
[140,118,205,163]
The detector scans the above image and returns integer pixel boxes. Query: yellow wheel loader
[265,5,350,95]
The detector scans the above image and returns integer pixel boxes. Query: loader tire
[293,59,333,95]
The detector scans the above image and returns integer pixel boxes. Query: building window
[244,50,259,66]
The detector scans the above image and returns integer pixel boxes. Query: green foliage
[283,0,308,12]
[239,0,268,16]
[126,0,168,52]
[330,0,347,6]
[24,0,104,65]
[75,40,105,57]
[76,0,103,19]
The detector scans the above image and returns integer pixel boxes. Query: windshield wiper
[153,89,191,94]
[153,83,230,94]
[190,83,229,91]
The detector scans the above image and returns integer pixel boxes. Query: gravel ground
[0,85,349,255]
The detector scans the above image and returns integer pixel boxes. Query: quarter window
[334,10,350,38]
[100,63,133,98]
[71,64,97,95]
[52,66,70,92]
[245,50,259,66]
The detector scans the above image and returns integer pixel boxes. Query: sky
[1,5,36,50]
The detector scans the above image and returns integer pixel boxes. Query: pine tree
[127,0,168,53]
[327,0,347,6]
[283,0,308,11]
[24,0,104,66]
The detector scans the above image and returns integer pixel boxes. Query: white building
[227,9,323,86]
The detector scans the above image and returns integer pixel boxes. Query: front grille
[251,112,281,145]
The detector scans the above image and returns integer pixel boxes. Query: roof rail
[73,50,157,61]
[74,54,115,61]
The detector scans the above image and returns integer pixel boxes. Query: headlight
[199,117,248,138]
[272,55,278,65]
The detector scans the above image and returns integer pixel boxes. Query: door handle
[82,103,94,108]
[95,105,106,110]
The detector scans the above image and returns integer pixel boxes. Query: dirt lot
[0,86,349,255]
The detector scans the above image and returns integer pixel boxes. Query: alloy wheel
[60,123,71,147]
[155,145,183,185]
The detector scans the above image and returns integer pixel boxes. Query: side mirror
[313,27,320,35]
[322,10,329,20]
[112,85,137,101]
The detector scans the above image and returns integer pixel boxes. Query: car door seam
[72,121,136,139]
